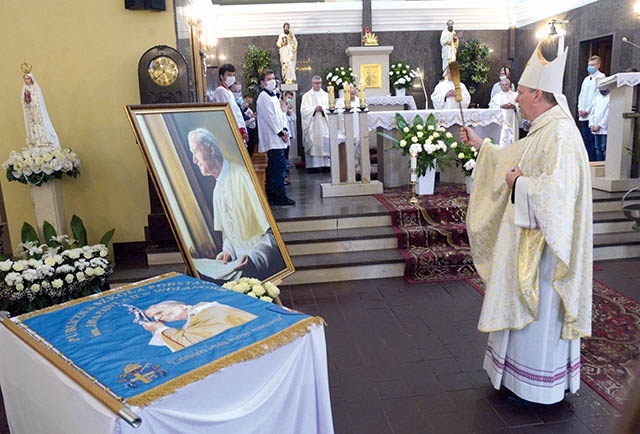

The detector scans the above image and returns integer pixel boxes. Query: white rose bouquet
[450,139,482,177]
[325,66,357,87]
[222,277,281,304]
[379,113,455,176]
[0,216,114,316]
[2,147,80,186]
[389,61,416,90]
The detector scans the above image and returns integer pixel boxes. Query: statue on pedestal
[21,62,60,149]
[276,22,298,84]
[440,19,459,76]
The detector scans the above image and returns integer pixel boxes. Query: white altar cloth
[365,95,417,111]
[0,323,333,434]
[367,108,505,132]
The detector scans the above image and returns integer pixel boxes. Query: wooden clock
[137,45,189,104]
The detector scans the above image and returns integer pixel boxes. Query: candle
[358,81,366,108]
[344,83,351,110]
[327,84,335,110]
[410,154,417,182]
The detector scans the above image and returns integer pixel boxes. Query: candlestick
[344,83,351,110]
[327,84,335,111]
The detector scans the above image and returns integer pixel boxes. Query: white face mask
[265,79,277,91]
[499,74,506,81]
[224,76,236,87]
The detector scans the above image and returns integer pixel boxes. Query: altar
[369,108,508,187]
[0,274,334,434]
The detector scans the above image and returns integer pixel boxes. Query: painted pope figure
[461,41,592,405]
[141,300,257,352]
[188,128,286,281]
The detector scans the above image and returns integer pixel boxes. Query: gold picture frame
[359,64,383,88]
[125,103,294,284]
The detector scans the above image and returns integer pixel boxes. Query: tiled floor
[1,167,639,433]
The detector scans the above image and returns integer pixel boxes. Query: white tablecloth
[367,108,505,131]
[366,95,417,111]
[0,323,333,434]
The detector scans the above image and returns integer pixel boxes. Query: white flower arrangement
[325,66,357,87]
[222,277,281,303]
[389,61,416,90]
[2,146,80,186]
[450,138,487,176]
[0,242,112,315]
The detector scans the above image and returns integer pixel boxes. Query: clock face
[148,56,179,86]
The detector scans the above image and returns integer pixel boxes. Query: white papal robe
[467,105,593,404]
[300,89,330,168]
[431,80,470,110]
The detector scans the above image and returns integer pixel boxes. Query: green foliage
[20,215,115,248]
[242,45,273,99]
[457,39,491,96]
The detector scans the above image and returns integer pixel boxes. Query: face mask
[587,65,597,75]
[265,79,277,91]
[236,96,243,105]
[286,98,292,104]
[447,26,454,32]
[499,74,506,81]
[224,76,235,87]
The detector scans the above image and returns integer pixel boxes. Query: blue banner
[15,273,317,406]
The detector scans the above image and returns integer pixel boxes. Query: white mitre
[518,41,572,119]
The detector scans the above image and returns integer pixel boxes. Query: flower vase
[465,176,472,194]
[395,87,406,97]
[416,167,436,195]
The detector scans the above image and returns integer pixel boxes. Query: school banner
[3,273,323,408]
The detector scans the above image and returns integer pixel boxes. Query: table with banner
[369,108,516,187]
[0,273,334,434]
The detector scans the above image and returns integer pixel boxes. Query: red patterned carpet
[466,275,640,412]
[374,184,476,283]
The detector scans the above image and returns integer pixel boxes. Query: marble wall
[193,29,509,109]
[513,0,640,118]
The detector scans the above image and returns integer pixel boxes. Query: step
[282,249,405,285]
[593,189,640,213]
[594,211,639,234]
[277,214,391,233]
[283,226,397,256]
[594,231,640,261]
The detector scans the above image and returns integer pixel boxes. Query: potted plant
[389,61,416,96]
[380,113,456,195]
[457,39,491,98]
[242,45,273,100]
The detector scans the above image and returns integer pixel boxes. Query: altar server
[461,41,592,405]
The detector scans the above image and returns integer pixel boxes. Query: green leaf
[99,228,115,246]
[70,215,88,247]
[21,222,39,244]
[426,114,437,128]
[42,221,57,247]
[395,113,409,131]
[412,115,424,127]
[376,131,400,144]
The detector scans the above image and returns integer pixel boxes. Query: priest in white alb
[431,67,470,110]
[300,75,330,169]
[488,78,518,148]
[461,41,593,405]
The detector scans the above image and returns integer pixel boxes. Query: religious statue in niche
[362,27,379,46]
[21,62,60,149]
[276,22,298,84]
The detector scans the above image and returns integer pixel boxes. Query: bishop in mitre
[461,41,592,405]
[300,75,330,169]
